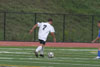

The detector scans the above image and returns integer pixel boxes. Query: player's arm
[29,24,38,34]
[92,31,100,43]
[51,32,56,42]
[92,37,100,43]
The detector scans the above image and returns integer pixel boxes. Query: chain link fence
[0,12,99,42]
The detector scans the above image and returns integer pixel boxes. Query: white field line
[57,57,94,60]
[0,57,97,62]
[0,58,93,65]
[0,51,94,56]
[0,57,76,62]
[0,54,33,57]
[0,57,13,59]
[0,59,100,67]
[0,48,97,51]
[0,53,92,59]
[0,55,95,62]
[0,56,95,61]
[0,51,31,54]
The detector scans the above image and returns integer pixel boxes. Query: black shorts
[39,39,46,45]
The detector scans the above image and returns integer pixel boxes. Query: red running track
[0,41,100,48]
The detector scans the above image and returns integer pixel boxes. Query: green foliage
[0,0,100,42]
[0,0,100,14]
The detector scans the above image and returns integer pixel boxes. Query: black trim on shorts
[39,39,46,45]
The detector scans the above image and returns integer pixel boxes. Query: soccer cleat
[40,54,44,58]
[34,51,38,58]
[95,56,100,59]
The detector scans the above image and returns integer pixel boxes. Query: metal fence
[0,12,100,42]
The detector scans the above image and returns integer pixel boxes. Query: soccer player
[29,19,56,58]
[92,21,100,59]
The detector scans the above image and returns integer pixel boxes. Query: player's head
[98,21,100,28]
[48,19,53,24]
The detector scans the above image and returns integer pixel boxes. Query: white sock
[40,47,44,55]
[36,46,42,52]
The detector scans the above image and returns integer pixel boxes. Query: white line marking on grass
[0,60,100,67]
[0,51,93,57]
[0,48,34,50]
[0,51,31,54]
[0,57,97,63]
[0,57,13,59]
[90,51,98,54]
[0,48,97,51]
[58,57,93,60]
[0,50,94,60]
[0,64,42,67]
[0,54,93,60]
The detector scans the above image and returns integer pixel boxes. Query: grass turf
[0,47,100,67]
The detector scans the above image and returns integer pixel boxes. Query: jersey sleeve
[37,22,42,27]
[98,30,100,38]
[50,26,55,33]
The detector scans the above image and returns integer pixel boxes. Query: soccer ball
[48,52,54,58]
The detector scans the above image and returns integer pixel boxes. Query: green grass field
[0,47,100,67]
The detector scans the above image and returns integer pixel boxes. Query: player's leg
[40,45,45,57]
[36,45,42,53]
[95,48,100,59]
[39,40,45,57]
[97,48,100,58]
[35,45,42,57]
[35,39,45,58]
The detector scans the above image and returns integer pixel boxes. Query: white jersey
[37,22,55,41]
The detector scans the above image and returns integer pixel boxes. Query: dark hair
[48,19,53,21]
[98,21,100,23]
